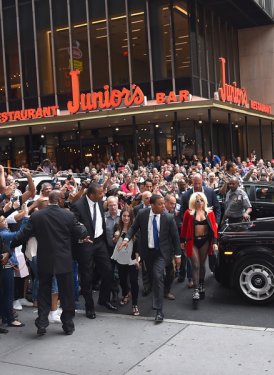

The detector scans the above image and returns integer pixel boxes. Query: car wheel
[234,258,274,305]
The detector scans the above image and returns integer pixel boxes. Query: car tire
[234,257,274,305]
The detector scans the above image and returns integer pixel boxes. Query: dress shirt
[86,196,103,238]
[148,209,160,249]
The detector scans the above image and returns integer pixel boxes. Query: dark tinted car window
[255,186,274,202]
[243,185,251,196]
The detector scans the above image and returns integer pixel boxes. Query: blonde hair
[189,192,210,214]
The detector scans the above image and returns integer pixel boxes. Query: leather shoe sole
[164,293,175,300]
[0,328,8,334]
[86,311,96,319]
[64,328,75,335]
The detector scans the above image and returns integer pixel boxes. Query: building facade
[0,0,273,169]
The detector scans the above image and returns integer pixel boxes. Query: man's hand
[3,201,12,213]
[118,240,129,250]
[82,236,93,244]
[1,252,9,265]
[213,244,218,252]
[21,168,30,175]
[243,212,250,221]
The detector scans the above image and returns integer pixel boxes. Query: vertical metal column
[245,116,249,158]
[0,1,9,111]
[31,0,41,107]
[201,124,205,157]
[125,0,132,92]
[208,108,213,155]
[145,0,154,99]
[271,121,274,159]
[169,1,176,93]
[174,112,180,163]
[259,118,263,159]
[78,122,83,172]
[67,0,73,71]
[85,0,94,91]
[28,127,33,168]
[228,112,233,160]
[49,0,58,105]
[105,0,112,89]
[132,115,138,169]
[15,0,24,108]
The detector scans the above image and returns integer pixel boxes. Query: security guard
[223,177,252,224]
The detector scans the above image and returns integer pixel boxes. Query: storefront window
[70,0,91,92]
[173,1,190,79]
[3,4,21,102]
[89,0,109,89]
[107,1,129,87]
[52,0,70,94]
[18,2,37,103]
[35,0,54,98]
[128,0,150,85]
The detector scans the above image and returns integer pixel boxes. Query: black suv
[216,181,274,220]
[215,218,274,305]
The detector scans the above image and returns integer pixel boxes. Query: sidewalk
[1,308,274,375]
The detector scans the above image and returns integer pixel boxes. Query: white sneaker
[48,311,61,324]
[19,298,33,307]
[13,300,23,311]
[57,308,63,316]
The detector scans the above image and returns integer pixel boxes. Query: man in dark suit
[119,194,181,323]
[179,173,221,272]
[71,182,117,320]
[11,190,89,336]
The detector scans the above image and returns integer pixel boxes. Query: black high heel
[192,288,200,310]
[198,282,205,300]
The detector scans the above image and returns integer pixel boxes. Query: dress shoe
[155,310,164,323]
[37,327,47,335]
[98,302,118,311]
[142,288,151,297]
[164,293,175,300]
[86,310,96,319]
[0,327,8,334]
[64,329,74,335]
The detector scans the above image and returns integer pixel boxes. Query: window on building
[89,0,109,89]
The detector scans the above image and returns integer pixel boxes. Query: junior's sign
[67,70,145,114]
[218,57,271,114]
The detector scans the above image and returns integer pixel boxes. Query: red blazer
[180,210,218,257]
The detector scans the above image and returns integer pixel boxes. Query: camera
[67,174,72,181]
[11,196,18,202]
[81,179,91,188]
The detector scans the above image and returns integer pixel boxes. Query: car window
[243,185,251,197]
[255,186,274,202]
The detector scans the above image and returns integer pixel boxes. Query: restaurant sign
[218,57,271,114]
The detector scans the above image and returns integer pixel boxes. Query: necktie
[153,215,159,250]
[92,202,97,229]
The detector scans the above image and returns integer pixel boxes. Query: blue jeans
[0,268,15,324]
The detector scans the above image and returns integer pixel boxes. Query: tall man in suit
[71,182,117,321]
[119,194,181,323]
[10,190,89,336]
[179,173,221,272]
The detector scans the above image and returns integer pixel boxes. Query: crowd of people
[0,148,270,335]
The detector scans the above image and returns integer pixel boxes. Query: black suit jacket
[180,187,221,224]
[126,209,181,264]
[11,205,87,274]
[71,196,107,249]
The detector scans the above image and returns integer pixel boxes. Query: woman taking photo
[181,192,218,309]
[111,206,140,316]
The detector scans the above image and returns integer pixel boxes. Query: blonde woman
[181,192,218,309]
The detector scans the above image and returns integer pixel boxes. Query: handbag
[13,246,29,278]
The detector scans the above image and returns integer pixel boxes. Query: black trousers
[77,237,112,311]
[117,263,139,305]
[36,272,75,331]
[164,262,174,295]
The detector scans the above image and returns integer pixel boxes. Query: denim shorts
[51,275,58,294]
